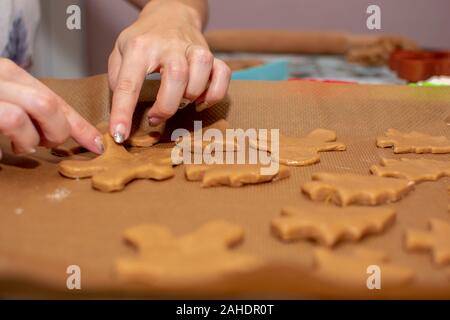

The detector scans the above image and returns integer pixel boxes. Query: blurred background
[31,0,450,79]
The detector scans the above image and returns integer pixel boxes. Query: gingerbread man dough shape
[313,248,414,289]
[52,121,164,156]
[249,128,346,166]
[301,172,414,206]
[377,129,450,154]
[370,158,450,183]
[58,134,174,192]
[116,220,262,287]
[185,164,290,187]
[272,205,396,247]
[175,119,239,155]
[405,219,450,266]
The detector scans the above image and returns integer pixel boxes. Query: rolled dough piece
[405,219,450,266]
[301,172,414,206]
[313,248,414,289]
[58,134,174,192]
[370,158,450,183]
[249,128,346,166]
[116,221,262,287]
[185,163,290,188]
[377,129,450,154]
[272,205,396,247]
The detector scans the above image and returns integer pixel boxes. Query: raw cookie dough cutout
[116,220,262,287]
[95,121,164,148]
[185,164,290,188]
[52,121,164,156]
[313,248,414,289]
[302,172,414,206]
[175,119,239,155]
[249,128,346,166]
[272,205,396,247]
[370,158,450,183]
[58,134,175,192]
[405,219,450,266]
[377,129,450,154]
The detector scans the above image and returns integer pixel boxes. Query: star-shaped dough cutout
[377,129,450,154]
[313,248,414,289]
[301,172,414,206]
[405,219,450,266]
[370,158,450,183]
[115,221,262,287]
[272,205,396,247]
[58,134,175,192]
[185,163,290,187]
[249,128,346,166]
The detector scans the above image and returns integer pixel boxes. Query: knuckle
[71,119,91,138]
[166,61,189,81]
[115,78,138,95]
[127,36,148,51]
[33,93,58,115]
[191,47,213,65]
[1,108,27,131]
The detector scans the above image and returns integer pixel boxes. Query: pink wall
[86,0,450,75]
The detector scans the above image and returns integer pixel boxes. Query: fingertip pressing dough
[249,128,346,166]
[96,121,163,148]
[377,129,450,154]
[272,205,396,247]
[301,172,414,206]
[185,164,290,188]
[313,248,415,289]
[405,219,450,266]
[116,220,262,287]
[58,134,174,192]
[370,158,450,183]
[52,121,163,156]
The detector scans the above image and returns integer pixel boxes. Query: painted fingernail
[195,101,209,112]
[17,147,36,155]
[179,98,192,110]
[94,136,104,154]
[113,123,126,144]
[148,117,162,127]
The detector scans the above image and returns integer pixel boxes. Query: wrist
[142,0,204,30]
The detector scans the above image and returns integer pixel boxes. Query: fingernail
[195,101,209,112]
[113,123,126,144]
[148,117,163,127]
[179,98,192,110]
[17,147,36,155]
[94,136,104,154]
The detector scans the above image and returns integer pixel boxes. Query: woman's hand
[0,58,103,159]
[108,0,231,143]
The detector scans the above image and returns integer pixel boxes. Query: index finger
[109,48,153,143]
[2,66,103,153]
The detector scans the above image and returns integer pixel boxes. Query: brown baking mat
[1,75,450,298]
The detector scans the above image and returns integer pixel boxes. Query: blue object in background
[231,60,289,80]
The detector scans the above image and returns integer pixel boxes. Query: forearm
[128,0,208,29]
